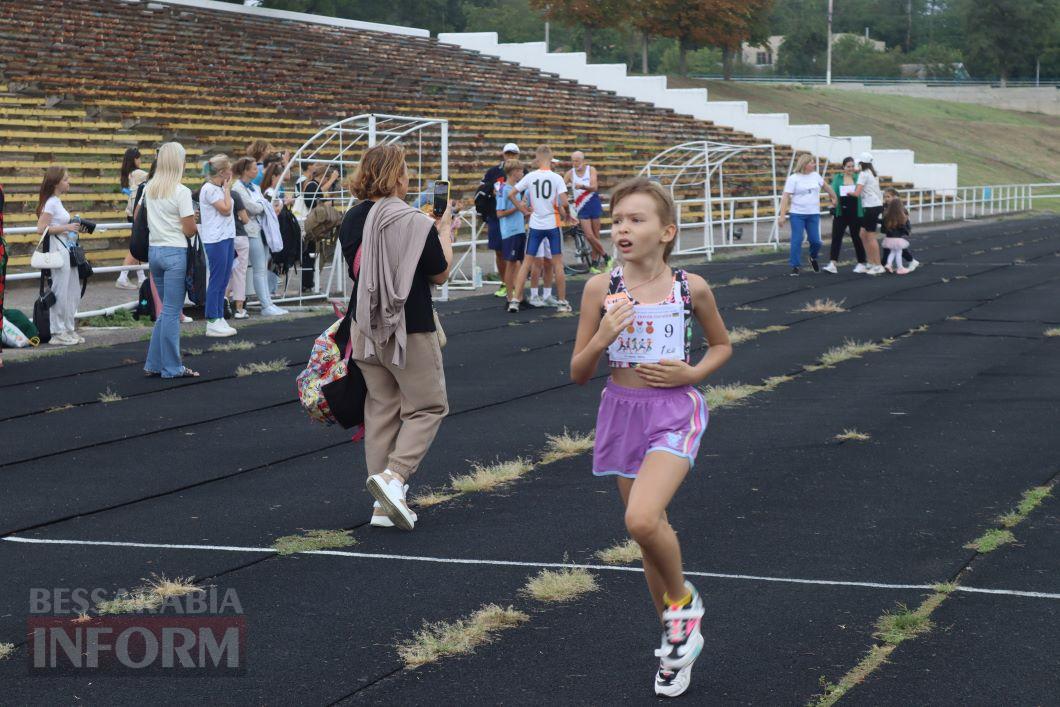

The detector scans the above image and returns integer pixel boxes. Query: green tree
[637,0,771,76]
[528,0,628,62]
[830,35,902,78]
[961,0,1060,83]
[461,0,545,43]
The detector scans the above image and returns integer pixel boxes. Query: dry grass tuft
[874,603,934,645]
[701,382,762,409]
[727,327,759,345]
[96,575,203,615]
[1045,327,1060,337]
[795,298,846,314]
[761,375,794,390]
[451,457,534,493]
[210,340,255,352]
[595,538,642,564]
[235,358,289,377]
[818,339,886,367]
[410,490,461,508]
[272,529,357,555]
[550,310,576,318]
[725,276,759,286]
[947,315,967,321]
[757,325,789,334]
[397,604,528,668]
[98,387,123,403]
[0,643,14,660]
[182,348,203,356]
[735,305,768,312]
[521,567,599,603]
[46,403,74,414]
[834,429,871,442]
[540,429,595,465]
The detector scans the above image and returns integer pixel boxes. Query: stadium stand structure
[0,0,917,268]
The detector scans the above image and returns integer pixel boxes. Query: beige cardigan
[353,196,433,368]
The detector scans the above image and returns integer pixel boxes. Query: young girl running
[571,178,733,697]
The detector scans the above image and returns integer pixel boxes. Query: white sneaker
[555,299,572,313]
[654,658,694,698]
[370,486,417,528]
[543,294,562,307]
[822,261,838,274]
[115,277,138,290]
[48,332,79,346]
[366,472,415,531]
[260,305,289,317]
[655,581,705,670]
[906,259,920,272]
[852,263,868,274]
[205,319,237,337]
[180,314,193,323]
[506,301,520,314]
[528,295,546,308]
[233,310,249,320]
[868,265,886,276]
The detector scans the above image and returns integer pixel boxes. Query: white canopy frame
[639,141,779,258]
[271,113,450,305]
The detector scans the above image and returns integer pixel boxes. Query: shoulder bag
[29,229,65,270]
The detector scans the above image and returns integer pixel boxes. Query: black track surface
[2,215,1057,704]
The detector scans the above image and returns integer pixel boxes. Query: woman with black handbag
[35,167,85,346]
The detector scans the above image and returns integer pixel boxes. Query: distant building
[740,34,886,69]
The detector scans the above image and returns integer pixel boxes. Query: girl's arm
[236,184,265,217]
[212,184,233,217]
[36,211,74,235]
[570,273,633,385]
[634,274,731,388]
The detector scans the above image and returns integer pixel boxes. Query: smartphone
[432,180,450,217]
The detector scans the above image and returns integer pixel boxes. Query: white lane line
[5,536,1058,600]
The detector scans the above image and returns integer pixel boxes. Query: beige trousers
[352,330,448,480]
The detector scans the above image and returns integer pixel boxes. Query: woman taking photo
[823,157,868,274]
[117,147,148,290]
[232,159,287,316]
[144,142,199,378]
[340,144,454,531]
[777,154,838,276]
[35,166,85,346]
[199,154,238,337]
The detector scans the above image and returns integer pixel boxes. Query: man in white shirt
[509,145,573,312]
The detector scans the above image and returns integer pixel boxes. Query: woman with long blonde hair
[144,142,199,378]
[777,153,838,276]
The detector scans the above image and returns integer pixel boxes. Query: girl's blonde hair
[146,142,187,200]
[792,153,815,174]
[203,153,232,179]
[246,139,272,161]
[350,144,407,200]
[609,177,678,261]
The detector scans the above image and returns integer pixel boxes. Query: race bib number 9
[607,303,684,364]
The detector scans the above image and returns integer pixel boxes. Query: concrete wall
[439,32,957,190]
[828,84,1059,116]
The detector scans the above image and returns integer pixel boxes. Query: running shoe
[371,486,417,527]
[896,267,911,275]
[506,301,520,314]
[366,472,416,531]
[543,294,562,307]
[180,313,193,323]
[884,264,895,274]
[233,310,250,320]
[528,295,546,308]
[655,581,705,670]
[867,265,886,276]
[810,258,820,273]
[555,299,573,313]
[115,277,138,290]
[494,285,508,299]
[789,267,799,277]
[906,259,920,272]
[654,656,693,698]
[853,263,868,274]
[822,262,838,274]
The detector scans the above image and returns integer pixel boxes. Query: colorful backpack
[296,304,367,432]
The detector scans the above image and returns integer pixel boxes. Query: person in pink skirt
[881,195,913,274]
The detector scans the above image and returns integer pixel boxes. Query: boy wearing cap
[475,143,521,298]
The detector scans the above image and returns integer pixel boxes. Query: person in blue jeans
[143,142,200,378]
[777,154,838,276]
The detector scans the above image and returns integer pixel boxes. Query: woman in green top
[823,157,868,274]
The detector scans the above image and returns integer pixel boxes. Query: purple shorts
[592,381,709,478]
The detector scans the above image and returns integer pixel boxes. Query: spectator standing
[475,143,521,300]
[233,159,287,316]
[199,154,238,337]
[566,151,609,270]
[777,154,838,276]
[822,157,867,274]
[339,144,454,531]
[852,153,886,275]
[35,167,84,346]
[298,162,338,293]
[246,139,273,186]
[144,142,199,378]
[117,147,149,289]
[227,165,252,320]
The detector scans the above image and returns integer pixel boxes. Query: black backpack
[133,278,157,322]
[274,205,302,273]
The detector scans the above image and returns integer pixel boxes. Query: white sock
[542,287,552,299]
[116,272,128,282]
[136,269,146,283]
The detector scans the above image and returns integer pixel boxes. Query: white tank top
[571,165,592,204]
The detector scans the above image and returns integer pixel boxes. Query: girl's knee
[625,509,662,540]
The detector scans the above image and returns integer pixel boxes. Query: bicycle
[563,224,594,276]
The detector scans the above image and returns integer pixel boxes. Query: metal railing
[688,75,1059,88]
